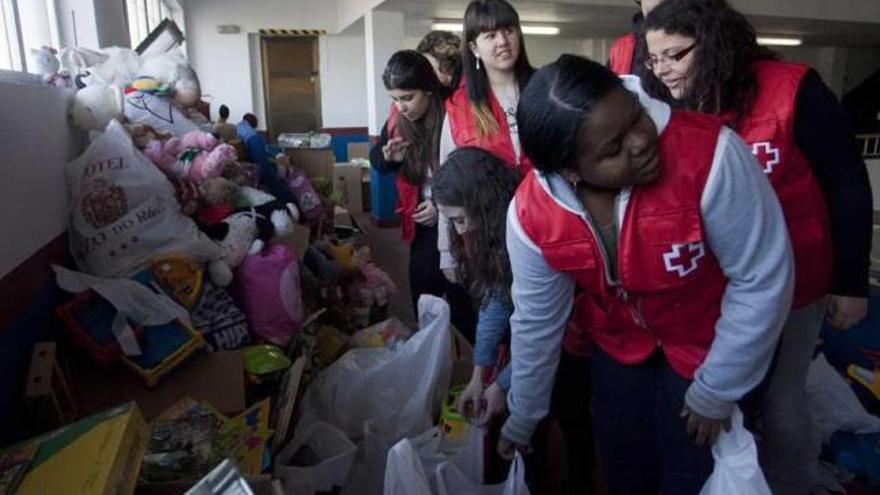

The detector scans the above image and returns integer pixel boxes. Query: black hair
[433,147,522,305]
[219,104,230,120]
[416,30,462,88]
[461,0,535,138]
[382,50,449,185]
[518,54,623,174]
[642,0,775,126]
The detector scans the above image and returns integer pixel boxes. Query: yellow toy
[152,255,204,309]
[440,385,468,442]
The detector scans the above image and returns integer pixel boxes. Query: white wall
[867,159,880,211]
[319,34,368,128]
[94,0,130,48]
[0,78,82,278]
[182,0,337,124]
[842,47,880,95]
[776,46,846,95]
[56,0,100,49]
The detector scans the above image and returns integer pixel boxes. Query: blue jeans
[592,347,713,495]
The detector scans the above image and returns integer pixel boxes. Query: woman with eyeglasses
[643,1,872,493]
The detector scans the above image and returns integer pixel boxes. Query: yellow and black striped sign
[259,29,326,37]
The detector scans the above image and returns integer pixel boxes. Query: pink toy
[233,243,303,346]
[284,167,324,224]
[144,130,237,182]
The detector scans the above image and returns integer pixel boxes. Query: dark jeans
[496,351,595,494]
[408,223,477,342]
[552,351,595,495]
[592,347,713,495]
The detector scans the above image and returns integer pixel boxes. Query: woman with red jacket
[436,0,535,288]
[643,1,873,493]
[367,50,459,325]
[501,54,794,494]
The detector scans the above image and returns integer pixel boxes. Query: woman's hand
[827,295,868,330]
[413,200,438,227]
[681,404,731,446]
[497,433,531,461]
[382,137,409,162]
[458,368,485,419]
[480,382,508,427]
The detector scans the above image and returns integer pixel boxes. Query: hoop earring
[475,57,481,70]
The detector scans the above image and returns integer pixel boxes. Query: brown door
[261,36,322,141]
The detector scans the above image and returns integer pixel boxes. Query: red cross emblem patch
[751,141,780,174]
[662,242,706,277]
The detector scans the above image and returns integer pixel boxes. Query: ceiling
[379,0,880,47]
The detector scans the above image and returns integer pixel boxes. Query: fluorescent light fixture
[431,22,560,36]
[757,36,802,46]
[431,22,462,32]
[521,25,560,35]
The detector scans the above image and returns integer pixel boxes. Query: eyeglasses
[644,43,697,71]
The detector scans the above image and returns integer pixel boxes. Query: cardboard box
[284,148,335,181]
[7,402,149,495]
[333,163,365,214]
[347,141,370,161]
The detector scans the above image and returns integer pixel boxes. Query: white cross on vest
[662,242,706,278]
[751,141,780,174]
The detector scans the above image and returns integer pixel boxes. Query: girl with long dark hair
[432,147,521,425]
[642,2,872,492]
[502,54,793,493]
[367,50,474,329]
[436,0,535,289]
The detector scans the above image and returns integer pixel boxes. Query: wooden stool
[24,342,77,429]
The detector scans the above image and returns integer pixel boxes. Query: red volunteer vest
[730,60,832,307]
[386,106,421,245]
[609,33,636,76]
[516,112,727,379]
[445,80,533,173]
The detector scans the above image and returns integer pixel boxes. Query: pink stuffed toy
[144,130,237,182]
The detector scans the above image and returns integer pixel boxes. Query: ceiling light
[757,37,802,46]
[431,22,560,36]
[523,26,560,35]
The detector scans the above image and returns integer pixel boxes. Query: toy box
[2,402,149,495]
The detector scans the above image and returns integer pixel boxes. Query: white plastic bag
[299,295,453,442]
[807,353,880,443]
[274,421,357,495]
[384,424,484,495]
[66,120,220,278]
[435,453,529,495]
[298,296,453,495]
[384,438,433,495]
[699,407,771,495]
[52,264,190,355]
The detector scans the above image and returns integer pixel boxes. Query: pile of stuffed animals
[45,45,304,291]
[52,43,397,349]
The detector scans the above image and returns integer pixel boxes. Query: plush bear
[203,211,260,287]
[71,84,123,131]
[249,200,300,253]
[144,131,237,182]
[29,46,70,87]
